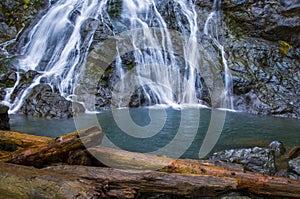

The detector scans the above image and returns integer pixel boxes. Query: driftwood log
[0,163,238,199]
[0,129,52,149]
[0,127,300,198]
[0,126,103,167]
[89,146,300,198]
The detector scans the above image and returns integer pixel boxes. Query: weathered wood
[163,159,300,198]
[0,163,238,199]
[0,130,52,148]
[89,146,245,171]
[0,127,300,198]
[0,126,103,167]
[89,145,174,170]
[89,146,300,198]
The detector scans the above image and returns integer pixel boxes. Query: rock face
[88,0,300,118]
[20,84,84,119]
[0,0,48,44]
[0,104,10,130]
[223,0,300,47]
[209,147,276,175]
[222,0,300,118]
[0,0,299,118]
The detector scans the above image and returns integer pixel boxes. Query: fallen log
[89,146,300,198]
[0,126,103,167]
[0,127,300,198]
[0,163,237,199]
[0,130,52,149]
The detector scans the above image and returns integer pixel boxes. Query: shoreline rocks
[209,147,276,175]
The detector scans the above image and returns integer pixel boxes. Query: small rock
[289,156,300,175]
[209,147,276,175]
[269,140,286,157]
[288,172,300,180]
[274,169,288,178]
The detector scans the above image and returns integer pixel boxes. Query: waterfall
[1,0,234,113]
[112,0,200,107]
[2,0,110,113]
[204,0,234,110]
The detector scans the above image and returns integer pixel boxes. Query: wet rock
[274,169,289,178]
[269,140,286,157]
[0,0,48,44]
[20,84,84,119]
[0,104,10,130]
[209,147,276,175]
[222,0,300,119]
[288,156,300,180]
[225,28,300,118]
[95,86,111,110]
[222,0,300,47]
[3,70,42,103]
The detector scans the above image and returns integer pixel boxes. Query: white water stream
[1,0,234,113]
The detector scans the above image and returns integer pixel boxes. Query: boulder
[209,147,276,175]
[20,84,84,119]
[269,140,286,157]
[288,156,300,180]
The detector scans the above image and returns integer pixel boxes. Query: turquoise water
[10,107,300,159]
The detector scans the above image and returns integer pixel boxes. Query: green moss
[24,0,30,9]
[127,62,134,70]
[278,40,292,56]
[107,0,123,19]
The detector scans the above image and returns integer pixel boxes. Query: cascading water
[1,0,234,113]
[112,0,200,107]
[204,0,234,110]
[2,0,110,113]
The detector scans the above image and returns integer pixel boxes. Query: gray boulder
[20,84,84,119]
[269,140,286,157]
[209,147,276,175]
[288,156,300,180]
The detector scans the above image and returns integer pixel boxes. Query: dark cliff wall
[222,0,300,118]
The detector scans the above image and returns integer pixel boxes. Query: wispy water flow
[1,0,234,112]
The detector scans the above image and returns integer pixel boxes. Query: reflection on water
[10,108,300,159]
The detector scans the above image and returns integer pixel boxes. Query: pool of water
[10,107,300,159]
